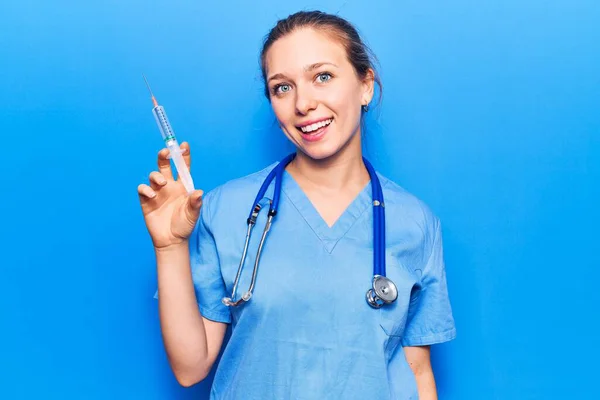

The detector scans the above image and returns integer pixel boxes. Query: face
[264,28,374,161]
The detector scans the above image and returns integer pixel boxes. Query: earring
[362,104,369,112]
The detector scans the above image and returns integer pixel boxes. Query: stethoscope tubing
[223,153,395,308]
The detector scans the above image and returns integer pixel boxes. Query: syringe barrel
[152,105,176,143]
[151,104,195,193]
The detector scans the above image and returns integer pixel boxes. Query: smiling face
[264,28,374,161]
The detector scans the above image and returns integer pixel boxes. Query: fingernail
[159,179,167,185]
[150,193,157,198]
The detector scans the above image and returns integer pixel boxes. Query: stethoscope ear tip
[221,293,253,307]
[222,297,233,306]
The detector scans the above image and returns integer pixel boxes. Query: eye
[273,84,292,95]
[316,72,332,83]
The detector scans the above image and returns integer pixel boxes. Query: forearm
[155,242,210,384]
[404,345,437,400]
[414,368,438,400]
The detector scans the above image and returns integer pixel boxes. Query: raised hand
[137,142,204,250]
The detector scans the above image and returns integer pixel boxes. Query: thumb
[185,190,204,222]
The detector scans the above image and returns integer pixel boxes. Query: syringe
[143,74,195,194]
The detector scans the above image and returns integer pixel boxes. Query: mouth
[296,118,333,134]
[295,118,333,143]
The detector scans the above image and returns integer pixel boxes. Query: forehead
[265,28,348,75]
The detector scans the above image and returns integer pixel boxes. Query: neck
[286,133,370,191]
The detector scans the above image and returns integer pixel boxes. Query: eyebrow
[267,62,339,83]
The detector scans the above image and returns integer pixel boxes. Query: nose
[295,85,317,115]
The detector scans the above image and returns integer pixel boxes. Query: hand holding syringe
[143,74,195,194]
[137,75,203,250]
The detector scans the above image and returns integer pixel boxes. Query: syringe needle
[142,73,158,107]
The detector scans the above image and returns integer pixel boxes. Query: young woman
[138,10,456,400]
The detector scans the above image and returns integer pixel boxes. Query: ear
[361,68,375,107]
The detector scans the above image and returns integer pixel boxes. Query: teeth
[300,118,332,133]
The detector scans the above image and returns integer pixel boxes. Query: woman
[138,10,456,400]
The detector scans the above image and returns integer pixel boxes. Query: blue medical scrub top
[183,161,455,399]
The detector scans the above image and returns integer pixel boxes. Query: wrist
[154,241,189,256]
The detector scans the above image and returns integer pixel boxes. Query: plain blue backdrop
[1,0,598,398]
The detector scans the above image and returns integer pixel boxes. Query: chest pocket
[378,259,422,337]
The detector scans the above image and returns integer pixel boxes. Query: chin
[298,143,344,161]
[284,123,360,162]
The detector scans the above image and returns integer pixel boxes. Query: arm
[404,346,437,400]
[156,242,228,387]
[402,217,456,397]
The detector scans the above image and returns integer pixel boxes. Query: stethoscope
[221,153,398,309]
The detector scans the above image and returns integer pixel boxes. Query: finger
[149,171,168,190]
[157,148,174,181]
[185,189,204,222]
[179,142,191,169]
[137,184,156,200]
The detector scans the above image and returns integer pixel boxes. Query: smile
[298,118,333,134]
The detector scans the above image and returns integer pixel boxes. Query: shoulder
[379,174,439,222]
[201,161,279,221]
[377,173,441,240]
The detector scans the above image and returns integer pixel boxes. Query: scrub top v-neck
[170,161,456,399]
[280,169,373,254]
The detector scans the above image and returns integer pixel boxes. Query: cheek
[327,84,361,115]
[270,101,297,138]
[271,98,293,124]
[328,91,362,130]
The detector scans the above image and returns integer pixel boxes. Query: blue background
[1,0,598,398]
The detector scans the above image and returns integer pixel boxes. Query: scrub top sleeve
[189,191,232,324]
[401,217,456,347]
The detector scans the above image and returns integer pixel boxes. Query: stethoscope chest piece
[366,275,398,309]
